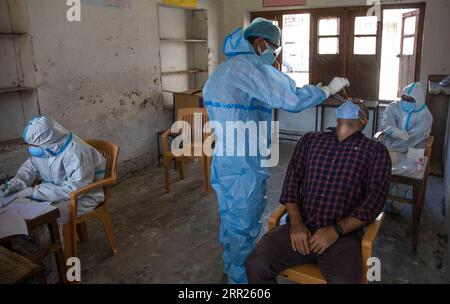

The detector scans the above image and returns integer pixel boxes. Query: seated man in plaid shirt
[246,100,391,284]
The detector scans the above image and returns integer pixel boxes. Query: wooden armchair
[268,206,385,284]
[62,140,119,260]
[162,107,211,193]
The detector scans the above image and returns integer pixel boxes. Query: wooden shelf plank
[161,69,207,76]
[0,86,35,94]
[160,38,207,43]
[0,33,27,40]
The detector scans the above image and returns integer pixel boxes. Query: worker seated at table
[1,116,106,226]
[380,82,433,214]
[381,82,433,153]
[245,100,391,284]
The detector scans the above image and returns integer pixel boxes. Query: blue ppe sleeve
[232,60,327,113]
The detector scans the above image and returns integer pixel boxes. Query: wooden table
[0,206,67,283]
[0,245,45,284]
[388,157,430,252]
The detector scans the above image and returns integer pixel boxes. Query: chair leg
[62,223,76,261]
[163,155,171,193]
[203,156,212,193]
[76,222,89,243]
[178,158,185,180]
[100,205,117,255]
[202,156,208,193]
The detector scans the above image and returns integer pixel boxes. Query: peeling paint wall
[26,0,170,174]
[0,0,222,177]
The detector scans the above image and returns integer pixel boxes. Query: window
[404,16,416,35]
[401,15,417,56]
[318,17,339,55]
[353,16,377,55]
[251,3,424,102]
[402,36,415,55]
[282,14,310,87]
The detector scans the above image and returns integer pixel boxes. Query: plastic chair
[268,206,385,284]
[161,108,211,193]
[62,140,119,260]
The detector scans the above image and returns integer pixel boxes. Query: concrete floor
[78,143,448,284]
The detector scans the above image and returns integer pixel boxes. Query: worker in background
[246,100,391,284]
[203,17,350,284]
[1,116,106,226]
[381,82,433,153]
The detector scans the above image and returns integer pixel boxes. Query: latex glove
[0,178,27,196]
[399,131,410,141]
[322,77,350,97]
[391,128,410,141]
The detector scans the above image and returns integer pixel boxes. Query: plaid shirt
[280,128,391,229]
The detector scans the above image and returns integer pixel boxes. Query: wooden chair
[161,107,211,193]
[268,206,385,284]
[62,140,119,260]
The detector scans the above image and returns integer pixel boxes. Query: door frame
[251,2,426,85]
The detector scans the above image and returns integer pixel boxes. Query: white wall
[419,0,450,84]
[0,0,222,177]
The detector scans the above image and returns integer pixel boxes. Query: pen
[343,88,349,99]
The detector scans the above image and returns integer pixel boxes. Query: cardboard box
[173,89,204,119]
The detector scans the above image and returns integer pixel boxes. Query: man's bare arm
[285,203,311,255]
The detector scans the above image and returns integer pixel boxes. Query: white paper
[0,209,28,239]
[4,198,52,220]
[0,190,17,208]
[407,148,425,162]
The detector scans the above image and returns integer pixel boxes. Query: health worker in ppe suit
[381,82,433,153]
[203,17,350,284]
[381,82,433,214]
[1,116,106,226]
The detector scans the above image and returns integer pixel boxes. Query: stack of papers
[0,191,17,208]
[4,199,52,220]
[0,210,28,239]
[0,190,53,239]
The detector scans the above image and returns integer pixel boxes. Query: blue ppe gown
[9,116,107,224]
[203,28,327,284]
[381,82,433,153]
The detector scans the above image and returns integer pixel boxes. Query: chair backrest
[86,139,119,180]
[176,107,209,144]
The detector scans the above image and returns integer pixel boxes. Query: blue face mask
[336,100,361,119]
[28,146,48,158]
[400,100,416,112]
[258,40,279,66]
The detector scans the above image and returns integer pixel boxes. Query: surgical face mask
[336,100,362,119]
[257,40,281,66]
[400,99,416,112]
[28,146,48,158]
